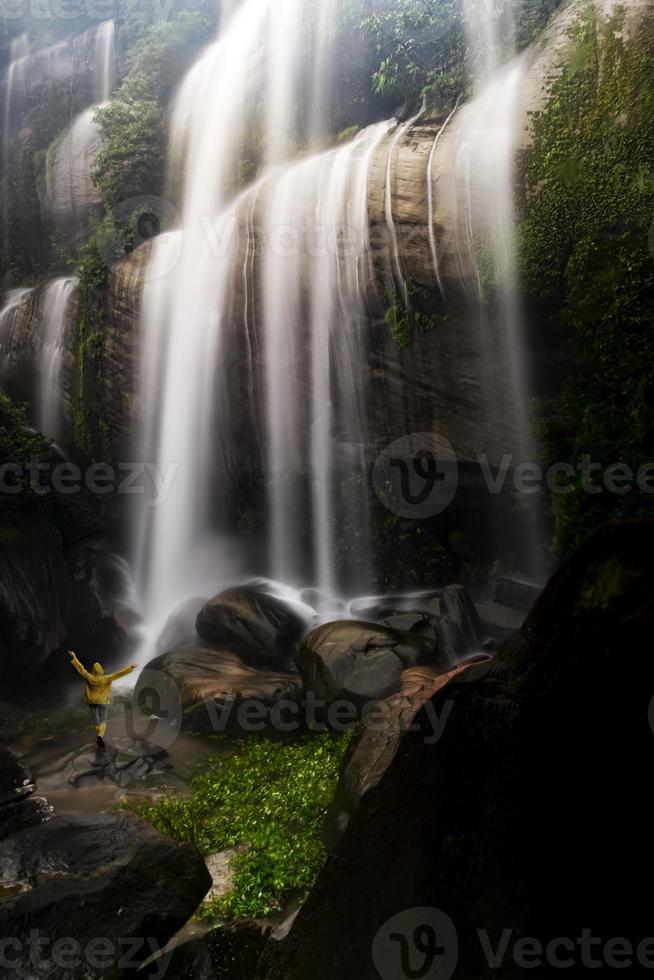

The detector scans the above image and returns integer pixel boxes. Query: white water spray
[44,21,115,242]
[37,278,77,444]
[135,0,381,657]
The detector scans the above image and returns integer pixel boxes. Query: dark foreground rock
[0,745,53,841]
[297,621,437,710]
[141,920,276,980]
[142,644,303,737]
[196,584,306,669]
[324,655,493,847]
[0,811,212,980]
[261,520,654,979]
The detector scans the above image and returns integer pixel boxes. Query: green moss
[518,4,654,555]
[577,557,640,612]
[384,283,449,348]
[129,732,354,921]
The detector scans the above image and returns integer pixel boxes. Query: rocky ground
[8,521,648,980]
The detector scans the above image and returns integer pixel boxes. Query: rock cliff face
[0,0,640,478]
[0,524,129,694]
[0,247,146,463]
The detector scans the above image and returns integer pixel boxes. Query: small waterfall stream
[45,20,115,243]
[37,278,77,445]
[0,289,33,387]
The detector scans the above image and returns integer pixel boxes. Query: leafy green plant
[518,5,654,554]
[94,11,212,210]
[130,733,354,921]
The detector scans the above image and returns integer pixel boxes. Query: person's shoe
[96,735,105,748]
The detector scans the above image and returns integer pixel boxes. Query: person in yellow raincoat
[68,651,137,746]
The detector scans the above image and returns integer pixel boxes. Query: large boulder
[297,621,436,711]
[324,655,493,846]
[0,744,33,807]
[0,744,54,842]
[0,811,212,980]
[142,644,303,738]
[195,584,307,670]
[261,521,654,979]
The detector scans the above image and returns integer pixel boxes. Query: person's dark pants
[89,704,108,737]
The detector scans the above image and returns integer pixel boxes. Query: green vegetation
[518,5,654,555]
[94,10,212,210]
[355,0,563,110]
[384,284,447,349]
[0,393,103,543]
[131,733,353,921]
[358,0,465,107]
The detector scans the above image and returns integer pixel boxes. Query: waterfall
[0,288,33,387]
[3,35,29,159]
[135,0,377,649]
[43,21,115,244]
[450,0,546,580]
[262,122,389,593]
[37,278,77,444]
[94,19,116,105]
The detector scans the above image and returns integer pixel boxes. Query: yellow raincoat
[70,655,135,704]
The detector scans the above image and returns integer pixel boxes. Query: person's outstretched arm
[68,651,94,682]
[105,664,138,683]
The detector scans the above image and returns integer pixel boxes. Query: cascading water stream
[94,19,116,106]
[45,21,115,240]
[134,0,352,650]
[136,0,389,660]
[37,278,77,445]
[263,121,390,594]
[0,288,33,388]
[450,0,546,579]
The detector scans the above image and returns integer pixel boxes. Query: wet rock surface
[0,810,212,980]
[196,584,307,670]
[142,644,303,737]
[323,655,494,847]
[0,745,53,842]
[297,620,439,709]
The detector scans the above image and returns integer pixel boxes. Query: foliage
[357,0,466,108]
[93,11,212,210]
[355,0,564,110]
[518,5,654,554]
[0,393,103,542]
[384,283,448,348]
[0,395,51,503]
[131,733,354,921]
